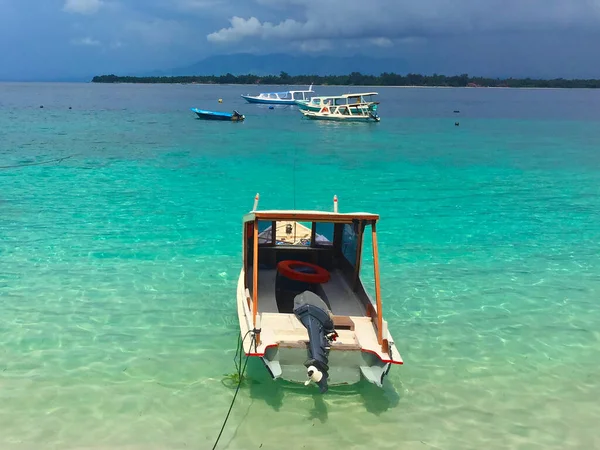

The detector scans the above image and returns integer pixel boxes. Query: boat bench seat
[332,315,355,330]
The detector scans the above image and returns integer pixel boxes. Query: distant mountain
[147,53,409,77]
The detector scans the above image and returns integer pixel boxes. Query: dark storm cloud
[207,0,600,43]
[0,0,599,79]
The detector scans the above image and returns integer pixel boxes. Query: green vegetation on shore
[91,72,600,88]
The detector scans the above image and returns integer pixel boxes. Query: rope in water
[211,330,256,450]
[0,154,76,169]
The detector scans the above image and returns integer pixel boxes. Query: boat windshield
[258,92,291,99]
[257,220,332,246]
[341,223,358,265]
[292,92,312,100]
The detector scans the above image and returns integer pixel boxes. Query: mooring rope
[0,154,76,169]
[211,330,256,450]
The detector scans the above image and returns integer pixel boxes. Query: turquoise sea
[1,83,600,449]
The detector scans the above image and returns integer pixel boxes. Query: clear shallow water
[1,83,600,449]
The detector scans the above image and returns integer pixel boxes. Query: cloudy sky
[1,0,600,80]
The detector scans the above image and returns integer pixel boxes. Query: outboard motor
[293,291,338,393]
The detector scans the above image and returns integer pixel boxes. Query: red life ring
[277,260,330,284]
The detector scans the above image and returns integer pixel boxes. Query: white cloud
[207,16,308,42]
[63,0,103,15]
[71,36,101,46]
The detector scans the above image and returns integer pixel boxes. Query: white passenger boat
[300,100,380,122]
[296,92,379,112]
[241,85,314,105]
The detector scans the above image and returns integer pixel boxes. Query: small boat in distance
[296,92,379,112]
[237,194,402,393]
[191,108,245,121]
[300,101,380,122]
[241,85,314,105]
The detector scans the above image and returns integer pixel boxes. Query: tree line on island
[91,71,600,88]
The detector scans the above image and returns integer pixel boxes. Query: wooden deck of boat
[251,268,366,317]
[247,267,389,355]
[237,270,403,364]
[258,313,381,351]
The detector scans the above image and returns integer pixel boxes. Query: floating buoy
[218,98,223,103]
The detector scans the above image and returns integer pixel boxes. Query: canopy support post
[252,218,260,345]
[371,221,388,353]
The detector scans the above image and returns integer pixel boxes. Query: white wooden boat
[300,100,380,122]
[241,85,314,105]
[237,194,402,393]
[296,92,379,112]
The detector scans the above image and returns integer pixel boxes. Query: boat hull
[297,102,374,114]
[191,108,244,121]
[259,343,393,387]
[302,111,380,122]
[295,101,320,111]
[241,95,297,105]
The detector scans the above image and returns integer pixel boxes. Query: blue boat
[191,108,245,121]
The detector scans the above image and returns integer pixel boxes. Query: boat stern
[248,311,402,389]
[259,337,400,388]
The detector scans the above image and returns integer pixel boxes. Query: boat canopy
[243,210,379,224]
[255,85,314,97]
[341,92,378,97]
[301,92,378,107]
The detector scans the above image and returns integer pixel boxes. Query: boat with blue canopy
[241,85,314,105]
[191,108,245,121]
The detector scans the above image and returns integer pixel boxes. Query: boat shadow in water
[245,359,402,419]
[245,358,286,411]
